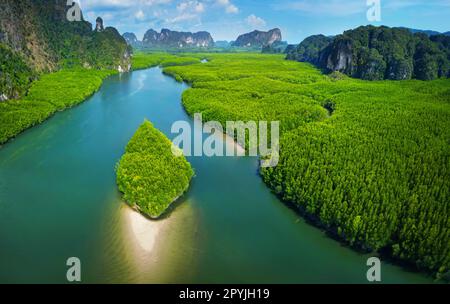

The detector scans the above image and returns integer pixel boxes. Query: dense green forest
[116,120,194,218]
[132,52,201,70]
[286,35,333,64]
[0,43,36,99]
[156,53,450,278]
[286,26,450,81]
[0,69,114,144]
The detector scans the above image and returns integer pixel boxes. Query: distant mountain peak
[123,32,139,46]
[142,29,214,48]
[232,28,282,47]
[398,27,450,37]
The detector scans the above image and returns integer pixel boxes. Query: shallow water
[0,68,434,283]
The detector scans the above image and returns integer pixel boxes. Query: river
[0,68,434,283]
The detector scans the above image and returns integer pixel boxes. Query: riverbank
[0,69,116,145]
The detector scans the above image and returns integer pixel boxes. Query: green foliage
[131,53,169,70]
[116,121,194,218]
[0,69,114,144]
[159,52,450,276]
[160,56,201,67]
[131,52,200,70]
[35,2,130,71]
[357,48,387,80]
[0,43,35,99]
[262,79,450,274]
[286,35,333,64]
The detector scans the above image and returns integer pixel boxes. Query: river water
[0,68,433,283]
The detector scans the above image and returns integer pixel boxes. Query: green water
[0,68,434,283]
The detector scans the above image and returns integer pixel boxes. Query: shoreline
[121,204,170,254]
[0,69,117,146]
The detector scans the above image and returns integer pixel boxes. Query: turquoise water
[0,68,434,283]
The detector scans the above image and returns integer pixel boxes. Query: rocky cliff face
[95,17,104,32]
[142,29,214,48]
[93,26,132,73]
[319,26,450,80]
[320,37,354,75]
[0,0,57,73]
[0,0,131,99]
[232,28,282,47]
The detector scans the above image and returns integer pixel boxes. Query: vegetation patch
[0,43,36,100]
[131,53,200,70]
[116,120,194,218]
[0,69,115,144]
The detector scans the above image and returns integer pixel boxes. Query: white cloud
[177,1,205,13]
[216,0,239,14]
[226,4,238,14]
[195,2,205,13]
[169,1,205,24]
[135,10,145,20]
[246,14,266,28]
[167,13,198,23]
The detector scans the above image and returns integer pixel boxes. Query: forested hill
[0,0,131,100]
[287,25,450,81]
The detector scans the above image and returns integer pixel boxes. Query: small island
[116,120,194,218]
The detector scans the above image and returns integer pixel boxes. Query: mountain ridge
[399,27,450,37]
[287,25,450,81]
[232,28,282,47]
[141,28,214,48]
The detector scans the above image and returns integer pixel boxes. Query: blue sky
[80,0,450,43]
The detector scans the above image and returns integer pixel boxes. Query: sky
[79,0,450,44]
